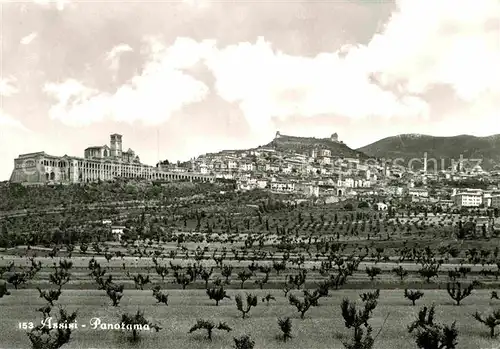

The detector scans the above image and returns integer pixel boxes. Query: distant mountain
[357,134,500,170]
[260,133,369,159]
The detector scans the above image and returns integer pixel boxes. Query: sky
[0,0,499,181]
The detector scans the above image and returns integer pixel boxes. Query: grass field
[1,289,499,349]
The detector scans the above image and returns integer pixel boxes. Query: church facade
[9,134,213,185]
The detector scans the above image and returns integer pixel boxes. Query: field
[1,240,500,349]
[1,289,500,349]
[2,183,500,348]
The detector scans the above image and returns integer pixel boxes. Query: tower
[275,131,281,139]
[110,134,123,159]
[423,152,428,174]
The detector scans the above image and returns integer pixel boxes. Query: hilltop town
[157,131,499,212]
[8,131,500,212]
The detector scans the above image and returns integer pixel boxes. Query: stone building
[10,134,214,185]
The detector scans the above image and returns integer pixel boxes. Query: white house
[270,181,295,192]
[227,160,238,170]
[321,157,331,165]
[239,162,255,172]
[199,163,209,174]
[453,192,483,207]
[407,188,429,197]
[256,180,267,189]
[111,225,126,241]
[319,149,331,157]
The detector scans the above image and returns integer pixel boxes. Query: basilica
[9,134,212,185]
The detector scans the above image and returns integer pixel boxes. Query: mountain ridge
[357,133,500,170]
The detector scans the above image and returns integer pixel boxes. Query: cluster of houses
[451,188,500,208]
[165,140,499,210]
[169,144,379,198]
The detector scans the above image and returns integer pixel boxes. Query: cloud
[0,77,19,97]
[0,77,28,132]
[0,110,30,132]
[203,0,499,134]
[44,38,212,126]
[366,0,500,102]
[20,32,38,45]
[42,0,500,136]
[105,44,133,71]
[43,79,106,125]
[204,37,430,133]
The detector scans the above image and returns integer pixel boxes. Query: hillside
[357,133,500,170]
[260,134,369,159]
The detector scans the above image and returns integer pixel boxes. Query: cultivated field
[2,183,500,348]
[1,289,499,349]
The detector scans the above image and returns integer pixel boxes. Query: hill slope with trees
[357,134,500,170]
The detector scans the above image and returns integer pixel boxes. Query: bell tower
[110,134,123,158]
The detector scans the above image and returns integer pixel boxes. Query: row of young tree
[3,240,500,293]
[2,186,498,251]
[2,247,500,348]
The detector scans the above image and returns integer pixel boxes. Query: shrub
[173,271,192,289]
[235,293,258,319]
[288,292,318,319]
[127,272,151,290]
[152,286,169,305]
[7,272,28,289]
[37,287,62,306]
[206,286,230,306]
[288,269,307,289]
[120,310,161,342]
[418,261,441,282]
[392,266,408,281]
[273,261,286,275]
[365,267,381,281]
[446,281,479,306]
[221,265,233,284]
[472,309,500,338]
[280,280,292,296]
[105,283,124,307]
[233,335,255,349]
[199,267,213,289]
[188,319,231,341]
[408,305,458,349]
[27,308,77,349]
[340,295,378,349]
[255,274,269,289]
[48,265,71,288]
[154,265,169,283]
[404,289,424,306]
[0,282,10,298]
[277,317,292,342]
[238,270,253,289]
[359,290,380,303]
[262,293,276,305]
